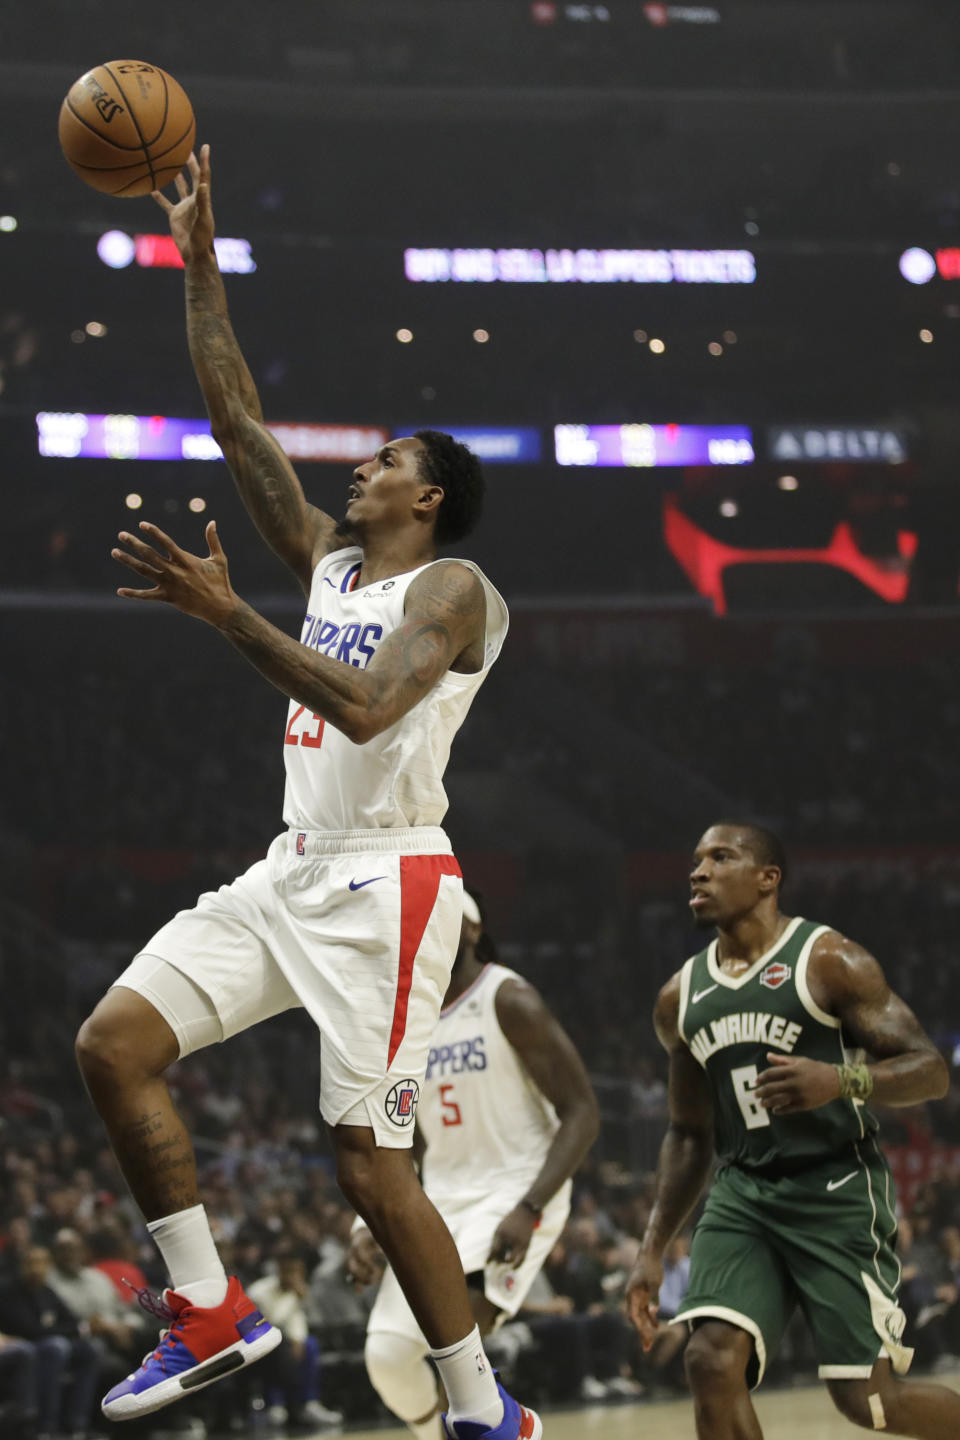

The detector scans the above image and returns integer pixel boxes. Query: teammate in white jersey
[348,891,600,1440]
[75,146,539,1440]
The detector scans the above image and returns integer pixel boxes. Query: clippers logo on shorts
[296,833,306,856]
[760,962,791,991]
[384,1079,420,1127]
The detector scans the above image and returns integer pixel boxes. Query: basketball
[58,59,195,197]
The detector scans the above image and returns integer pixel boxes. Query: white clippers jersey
[418,964,567,1210]
[282,547,508,833]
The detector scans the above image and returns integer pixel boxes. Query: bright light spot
[633,328,648,343]
[899,248,936,285]
[97,229,136,269]
[0,215,17,233]
[125,493,143,510]
[708,341,723,356]
[722,329,738,344]
[777,474,799,491]
[188,497,207,513]
[472,328,490,343]
[744,221,759,236]
[396,328,413,343]
[648,338,666,354]
[719,499,739,517]
[70,329,86,344]
[919,328,934,344]
[85,321,107,337]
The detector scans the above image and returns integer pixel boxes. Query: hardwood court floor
[337,1371,960,1440]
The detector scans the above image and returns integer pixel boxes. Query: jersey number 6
[731,1063,771,1131]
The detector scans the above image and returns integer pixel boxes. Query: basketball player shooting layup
[75,144,542,1440]
[626,821,960,1440]
[348,891,600,1440]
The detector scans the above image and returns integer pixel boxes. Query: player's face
[342,436,434,538]
[689,826,769,928]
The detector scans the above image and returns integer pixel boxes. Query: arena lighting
[899,247,960,284]
[555,424,754,468]
[36,413,388,462]
[96,231,256,274]
[404,248,756,285]
[396,426,542,464]
[663,496,918,616]
[0,215,17,232]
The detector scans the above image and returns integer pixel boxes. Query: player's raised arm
[154,146,337,593]
[626,974,714,1349]
[485,980,600,1268]
[753,932,949,1116]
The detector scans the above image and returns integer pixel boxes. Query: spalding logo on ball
[59,60,196,197]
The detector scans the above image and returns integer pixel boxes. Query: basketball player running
[347,891,600,1440]
[626,821,960,1439]
[76,145,540,1440]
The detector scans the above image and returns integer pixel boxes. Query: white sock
[146,1203,228,1308]
[430,1326,503,1430]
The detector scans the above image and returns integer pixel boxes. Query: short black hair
[712,820,789,889]
[415,429,485,544]
[465,885,499,967]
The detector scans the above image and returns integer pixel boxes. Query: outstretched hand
[112,519,238,627]
[153,144,214,263]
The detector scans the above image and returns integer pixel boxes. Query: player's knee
[364,1331,437,1423]
[334,1135,413,1225]
[684,1324,751,1396]
[826,1379,887,1431]
[76,991,176,1087]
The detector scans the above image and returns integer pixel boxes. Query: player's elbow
[340,705,385,746]
[582,1093,602,1148]
[929,1051,950,1100]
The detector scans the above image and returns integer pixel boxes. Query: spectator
[247,1245,343,1429]
[47,1228,148,1383]
[0,1244,102,1437]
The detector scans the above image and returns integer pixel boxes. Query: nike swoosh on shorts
[349,876,387,891]
[827,1171,859,1191]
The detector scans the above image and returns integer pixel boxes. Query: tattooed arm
[113,520,486,745]
[219,559,487,742]
[155,147,337,593]
[754,932,949,1115]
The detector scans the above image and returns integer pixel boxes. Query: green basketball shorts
[675,1137,913,1388]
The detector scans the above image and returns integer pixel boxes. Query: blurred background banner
[1,2,960,1432]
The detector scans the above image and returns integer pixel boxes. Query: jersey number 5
[285,705,325,750]
[439,1083,462,1128]
[731,1064,771,1131]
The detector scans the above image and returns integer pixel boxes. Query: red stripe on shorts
[388,854,462,1068]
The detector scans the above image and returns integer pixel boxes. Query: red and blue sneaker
[443,1380,542,1440]
[101,1275,281,1421]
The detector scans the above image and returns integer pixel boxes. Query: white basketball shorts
[368,1182,571,1339]
[113,827,463,1148]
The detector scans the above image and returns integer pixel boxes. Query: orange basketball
[58,60,195,197]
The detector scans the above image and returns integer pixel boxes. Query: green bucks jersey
[677,916,877,1174]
